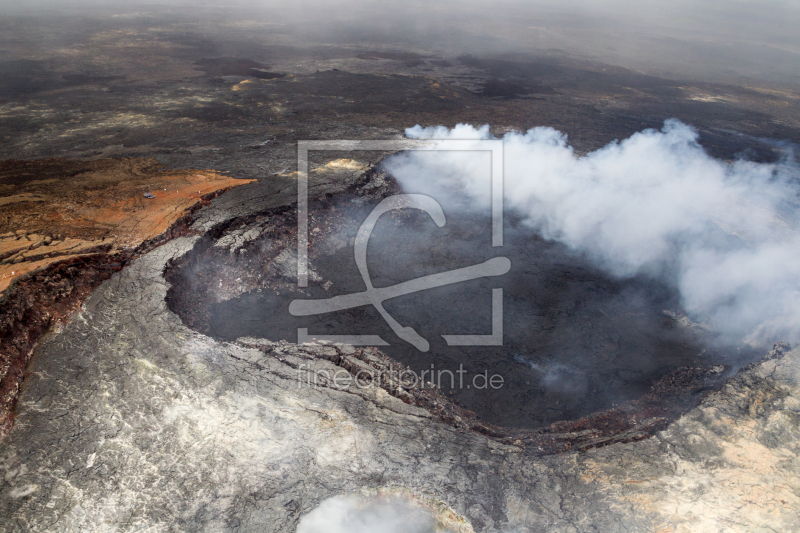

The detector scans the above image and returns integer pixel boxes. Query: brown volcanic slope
[0,157,253,434]
[0,158,252,293]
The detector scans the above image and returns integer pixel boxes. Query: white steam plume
[383,120,800,347]
[295,494,436,533]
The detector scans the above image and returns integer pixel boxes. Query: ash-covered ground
[1,2,800,532]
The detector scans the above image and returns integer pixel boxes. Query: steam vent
[1,2,800,532]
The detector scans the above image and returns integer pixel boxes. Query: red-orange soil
[0,157,254,434]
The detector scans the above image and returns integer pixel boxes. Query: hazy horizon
[1,0,799,87]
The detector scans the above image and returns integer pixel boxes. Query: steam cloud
[383,120,800,348]
[296,494,436,533]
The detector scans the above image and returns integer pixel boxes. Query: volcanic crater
[165,162,757,440]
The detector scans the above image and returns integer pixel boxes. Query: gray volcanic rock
[0,177,798,532]
[2,6,800,532]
